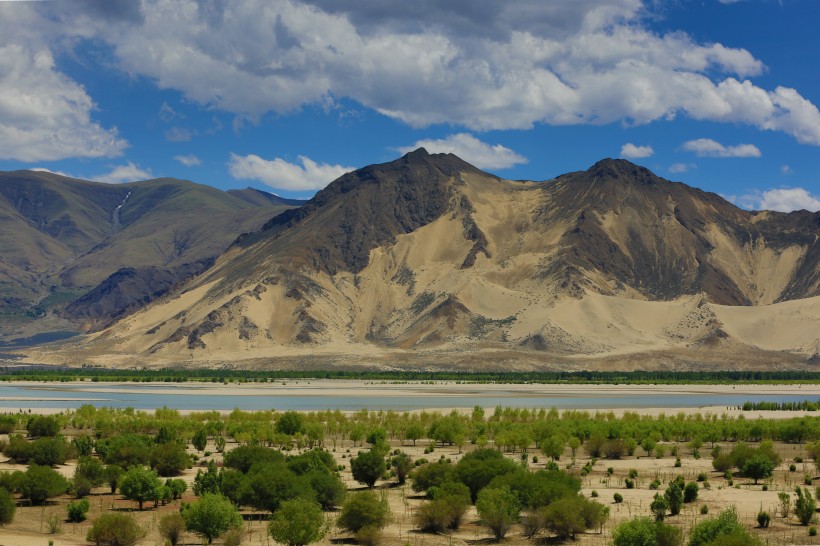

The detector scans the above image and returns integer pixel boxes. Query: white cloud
[682,138,761,158]
[620,143,654,159]
[758,188,820,212]
[25,0,820,146]
[228,153,354,191]
[781,164,793,175]
[669,163,695,174]
[174,154,202,167]
[397,133,527,170]
[93,162,153,183]
[165,127,194,142]
[0,4,126,162]
[30,167,73,178]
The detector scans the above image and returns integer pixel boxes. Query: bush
[276,411,304,435]
[697,472,707,482]
[757,510,770,528]
[19,464,69,505]
[795,486,817,526]
[476,486,520,540]
[338,491,390,534]
[700,505,709,515]
[612,517,682,546]
[223,529,244,546]
[414,499,458,533]
[182,493,243,544]
[427,481,471,529]
[67,498,90,522]
[684,482,699,503]
[354,525,382,546]
[150,442,192,477]
[688,508,746,546]
[811,527,818,537]
[0,487,15,525]
[159,513,186,546]
[614,492,623,503]
[665,481,683,515]
[87,513,145,546]
[351,448,387,488]
[27,415,60,437]
[269,498,327,546]
[651,493,669,521]
[411,461,453,493]
[542,495,609,540]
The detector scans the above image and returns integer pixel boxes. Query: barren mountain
[0,170,300,341]
[29,150,817,370]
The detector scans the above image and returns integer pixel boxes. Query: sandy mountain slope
[26,151,820,370]
[0,171,300,340]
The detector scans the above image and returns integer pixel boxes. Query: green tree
[182,493,243,544]
[665,481,684,516]
[19,464,69,505]
[276,411,304,436]
[743,454,775,485]
[105,465,124,494]
[405,422,425,446]
[87,513,145,546]
[244,463,302,512]
[795,487,817,526]
[119,466,163,510]
[612,517,682,546]
[350,448,386,488]
[193,460,222,496]
[684,482,699,503]
[540,435,565,460]
[150,442,192,477]
[67,498,90,523]
[476,486,520,540]
[391,452,412,485]
[338,491,390,534]
[651,493,669,522]
[268,498,327,546]
[192,429,208,451]
[27,415,60,437]
[0,487,15,525]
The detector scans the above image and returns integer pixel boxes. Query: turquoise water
[0,383,815,411]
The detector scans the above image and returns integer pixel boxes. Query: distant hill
[42,150,818,371]
[0,171,301,339]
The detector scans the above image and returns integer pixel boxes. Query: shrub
[665,481,684,515]
[354,525,382,546]
[651,493,669,521]
[350,448,387,488]
[223,529,244,546]
[700,505,709,515]
[757,510,770,528]
[150,442,192,477]
[182,493,243,544]
[0,487,15,525]
[269,498,327,546]
[67,498,90,522]
[542,495,609,540]
[697,472,707,482]
[87,513,145,546]
[684,482,699,503]
[159,513,186,546]
[778,491,792,518]
[19,464,69,505]
[625,478,635,489]
[688,507,746,546]
[338,491,390,534]
[795,486,817,526]
[811,527,818,537]
[27,415,60,437]
[612,517,682,546]
[614,492,624,503]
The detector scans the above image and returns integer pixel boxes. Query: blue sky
[0,0,818,211]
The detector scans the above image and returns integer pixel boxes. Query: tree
[276,411,304,435]
[684,482,699,503]
[165,478,187,500]
[540,435,565,460]
[405,422,425,446]
[665,481,684,516]
[120,466,163,510]
[105,465,124,494]
[778,491,792,518]
[350,448,386,488]
[795,487,817,526]
[651,493,669,522]
[268,498,327,546]
[476,486,520,540]
[150,442,192,477]
[338,491,390,534]
[87,513,145,546]
[159,513,186,546]
[391,452,412,485]
[19,464,69,504]
[27,415,60,437]
[0,487,15,526]
[612,517,682,546]
[743,454,775,485]
[244,463,301,512]
[182,493,243,544]
[192,429,208,451]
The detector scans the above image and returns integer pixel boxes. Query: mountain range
[5,151,820,370]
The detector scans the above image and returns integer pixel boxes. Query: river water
[0,381,816,412]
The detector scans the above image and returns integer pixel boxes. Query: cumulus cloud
[397,133,527,170]
[620,143,654,159]
[174,154,202,167]
[757,188,820,212]
[23,0,819,146]
[93,162,153,183]
[0,4,126,162]
[228,153,354,191]
[682,138,761,158]
[669,163,695,174]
